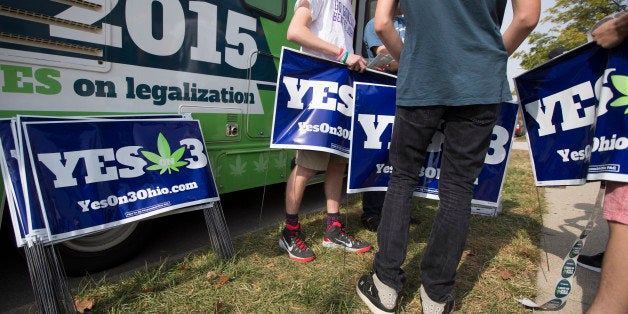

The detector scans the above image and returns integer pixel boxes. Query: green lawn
[74,149,543,313]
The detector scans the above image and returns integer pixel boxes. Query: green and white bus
[0,0,380,275]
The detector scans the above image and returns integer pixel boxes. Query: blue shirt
[396,0,511,106]
[363,16,406,60]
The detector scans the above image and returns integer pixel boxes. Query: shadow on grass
[72,153,545,313]
[227,189,543,312]
[395,197,543,312]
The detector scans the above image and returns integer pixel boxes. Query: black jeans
[373,104,500,303]
[361,191,386,220]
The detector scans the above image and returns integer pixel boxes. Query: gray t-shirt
[397,0,511,106]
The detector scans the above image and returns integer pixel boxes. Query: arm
[364,18,398,72]
[287,2,339,58]
[374,0,403,61]
[502,0,541,56]
[591,12,628,49]
[287,0,366,71]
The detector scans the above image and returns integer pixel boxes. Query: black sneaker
[278,224,315,262]
[323,222,372,252]
[361,216,380,232]
[356,273,397,313]
[577,252,604,273]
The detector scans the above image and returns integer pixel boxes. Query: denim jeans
[374,104,500,303]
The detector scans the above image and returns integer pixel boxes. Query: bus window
[241,0,287,22]
[354,0,379,58]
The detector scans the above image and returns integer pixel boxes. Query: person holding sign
[584,11,628,314]
[278,0,371,263]
[356,0,540,313]
[363,3,405,73]
[360,3,420,232]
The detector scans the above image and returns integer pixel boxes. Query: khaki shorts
[295,150,347,171]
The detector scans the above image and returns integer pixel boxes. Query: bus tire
[56,221,153,277]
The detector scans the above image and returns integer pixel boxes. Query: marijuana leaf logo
[253,154,269,173]
[273,151,288,169]
[141,133,188,174]
[610,75,628,114]
[229,155,247,176]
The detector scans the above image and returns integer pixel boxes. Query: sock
[327,213,341,229]
[285,214,299,228]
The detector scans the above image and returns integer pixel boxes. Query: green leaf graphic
[141,151,162,164]
[610,96,628,114]
[157,133,171,158]
[171,147,186,161]
[142,133,189,174]
[610,75,628,115]
[146,164,162,171]
[611,75,628,95]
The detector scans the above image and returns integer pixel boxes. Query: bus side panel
[0,0,296,195]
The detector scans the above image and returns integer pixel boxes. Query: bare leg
[587,221,628,313]
[285,165,316,215]
[324,162,346,214]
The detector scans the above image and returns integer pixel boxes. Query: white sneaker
[356,273,397,313]
[420,285,455,314]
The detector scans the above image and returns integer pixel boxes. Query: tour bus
[0,0,381,275]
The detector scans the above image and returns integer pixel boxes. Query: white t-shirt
[294,0,355,58]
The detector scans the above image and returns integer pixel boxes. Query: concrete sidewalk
[513,141,606,313]
[536,183,606,313]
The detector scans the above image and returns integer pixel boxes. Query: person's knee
[293,164,317,179]
[326,162,346,175]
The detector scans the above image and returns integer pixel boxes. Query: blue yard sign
[348,83,518,216]
[1,116,220,244]
[515,41,628,185]
[271,47,396,157]
[0,119,28,246]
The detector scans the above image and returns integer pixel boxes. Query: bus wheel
[56,221,152,277]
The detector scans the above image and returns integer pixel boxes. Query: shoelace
[338,226,361,244]
[291,232,308,251]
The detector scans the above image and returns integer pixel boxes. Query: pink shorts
[603,181,628,225]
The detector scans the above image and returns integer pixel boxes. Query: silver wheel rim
[61,222,139,253]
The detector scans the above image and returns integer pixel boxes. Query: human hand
[345,54,367,72]
[384,60,399,74]
[374,60,398,73]
[591,12,628,49]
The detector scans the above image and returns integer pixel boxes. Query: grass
[73,149,544,313]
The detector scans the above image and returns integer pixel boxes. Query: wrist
[336,47,350,64]
[341,51,349,64]
[335,48,345,60]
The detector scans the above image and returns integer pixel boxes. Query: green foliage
[513,0,624,69]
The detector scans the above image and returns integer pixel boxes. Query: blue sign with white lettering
[20,118,219,243]
[16,116,51,241]
[0,119,28,246]
[515,41,628,185]
[271,47,396,157]
[348,83,518,215]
